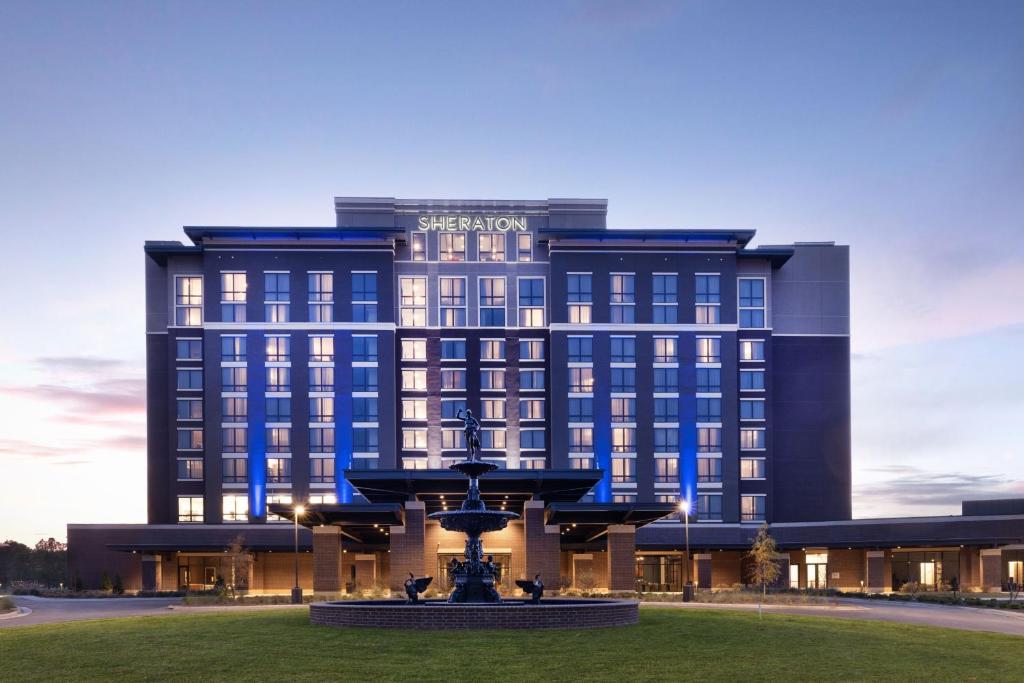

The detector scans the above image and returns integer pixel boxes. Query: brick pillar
[312,526,343,594]
[389,501,425,591]
[606,524,636,592]
[866,551,887,592]
[980,549,1003,591]
[524,501,561,590]
[141,554,161,591]
[695,554,712,589]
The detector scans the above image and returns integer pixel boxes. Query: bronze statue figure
[456,408,481,460]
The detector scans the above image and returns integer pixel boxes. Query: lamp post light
[679,499,692,602]
[291,504,305,604]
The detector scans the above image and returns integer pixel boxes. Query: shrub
[101,572,113,593]
[0,596,15,612]
[575,572,596,591]
[113,575,124,595]
[899,581,920,595]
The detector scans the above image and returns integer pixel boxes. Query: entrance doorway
[789,564,800,589]
[919,561,936,587]
[805,553,828,589]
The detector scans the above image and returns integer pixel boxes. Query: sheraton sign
[417,215,528,232]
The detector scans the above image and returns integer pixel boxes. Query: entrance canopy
[546,503,678,543]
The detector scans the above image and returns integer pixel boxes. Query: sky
[0,0,1021,544]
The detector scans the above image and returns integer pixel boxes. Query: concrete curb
[0,607,32,620]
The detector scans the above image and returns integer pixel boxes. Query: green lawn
[1,608,1019,682]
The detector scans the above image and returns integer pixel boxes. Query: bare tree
[746,524,781,619]
[226,535,252,596]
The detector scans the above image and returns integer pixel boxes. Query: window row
[177,334,376,363]
[401,368,545,392]
[399,276,545,327]
[401,426,546,451]
[176,426,381,454]
[400,338,545,362]
[409,231,533,263]
[178,366,381,392]
[400,398,545,421]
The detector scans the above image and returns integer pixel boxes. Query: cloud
[34,356,125,371]
[854,466,1024,516]
[0,433,145,462]
[0,381,145,414]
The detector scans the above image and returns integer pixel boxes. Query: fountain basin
[309,598,639,630]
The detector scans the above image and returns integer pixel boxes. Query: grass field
[1,608,1019,681]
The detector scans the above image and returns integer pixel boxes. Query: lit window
[610,337,635,363]
[521,458,545,470]
[222,458,247,483]
[478,233,505,262]
[611,398,635,423]
[222,427,247,453]
[654,337,678,363]
[571,456,595,470]
[480,399,504,420]
[264,272,290,322]
[177,428,203,450]
[569,367,594,393]
[308,493,337,505]
[479,277,506,327]
[569,427,593,452]
[567,274,593,324]
[266,458,291,483]
[352,273,377,322]
[740,428,766,450]
[741,495,766,522]
[266,366,290,392]
[480,429,506,450]
[221,335,246,362]
[517,233,532,262]
[402,428,427,450]
[738,278,766,329]
[308,272,334,323]
[220,272,247,322]
[610,274,635,323]
[309,366,334,392]
[411,232,427,262]
[403,457,428,470]
[265,335,290,362]
[519,339,544,361]
[613,494,636,504]
[402,339,427,360]
[697,494,722,521]
[176,339,202,360]
[309,427,335,453]
[611,427,635,453]
[697,427,722,452]
[480,339,505,361]
[520,369,545,390]
[442,369,467,390]
[310,457,335,484]
[442,429,466,450]
[439,277,467,327]
[352,335,378,362]
[174,276,203,326]
[568,336,593,363]
[223,494,249,522]
[220,367,245,391]
[653,274,678,323]
[741,458,766,479]
[519,399,544,420]
[696,337,721,363]
[654,458,678,483]
[309,335,334,362]
[310,397,335,423]
[480,369,505,391]
[221,397,247,423]
[402,399,427,420]
[740,339,766,361]
[402,369,427,391]
[267,495,292,521]
[697,457,722,483]
[695,274,721,324]
[177,397,203,420]
[440,233,466,262]
[518,278,545,327]
[266,427,291,453]
[178,496,204,523]
[177,458,204,481]
[611,457,635,483]
[399,277,427,327]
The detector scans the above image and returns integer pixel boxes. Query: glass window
[402,398,427,420]
[654,428,679,453]
[520,429,545,450]
[654,457,678,482]
[177,496,203,523]
[570,456,595,470]
[741,458,766,479]
[177,368,204,390]
[740,369,765,391]
[310,457,336,484]
[518,278,545,327]
[176,428,203,450]
[654,337,677,363]
[696,337,721,363]
[481,398,505,420]
[353,397,378,422]
[610,337,636,363]
[176,339,202,360]
[740,399,766,420]
[439,277,467,327]
[479,277,506,327]
[442,369,467,390]
[266,366,290,392]
[612,427,635,453]
[740,339,765,361]
[402,369,427,390]
[352,335,378,362]
[741,495,766,522]
[177,458,204,481]
[352,427,379,452]
[613,494,636,504]
[309,366,334,392]
[265,335,290,362]
[222,427,247,453]
[222,458,247,483]
[352,273,378,322]
[220,367,245,391]
[697,367,721,393]
[610,274,635,323]
[696,398,721,423]
[478,233,505,262]
[177,397,203,420]
[568,397,593,422]
[310,397,335,423]
[697,494,722,521]
[265,397,291,422]
[402,339,427,360]
[567,274,593,324]
[519,339,544,361]
[216,273,245,324]
[569,367,594,393]
[441,339,466,360]
[516,233,532,262]
[740,428,766,450]
[309,335,334,362]
[222,397,247,423]
[223,494,250,521]
[399,277,427,327]
[654,398,678,422]
[480,369,504,391]
[652,369,676,397]
[403,428,427,450]
[610,367,635,393]
[442,428,466,450]
[440,233,466,262]
[266,427,291,453]
[174,276,203,326]
[697,457,722,483]
[411,232,427,261]
[479,429,506,449]
[611,456,635,482]
[611,397,636,423]
[308,272,334,323]
[441,399,467,419]
[568,336,593,363]
[739,278,766,329]
[697,427,722,452]
[309,427,335,453]
[221,335,246,362]
[569,427,593,452]
[264,272,290,322]
[480,339,505,360]
[653,274,678,323]
[520,369,545,390]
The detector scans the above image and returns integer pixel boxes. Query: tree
[113,574,124,595]
[746,524,781,618]
[225,535,252,596]
[101,571,113,593]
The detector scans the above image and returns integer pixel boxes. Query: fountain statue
[428,410,519,602]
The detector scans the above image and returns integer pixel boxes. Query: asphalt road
[646,598,1024,636]
[3,594,1023,636]
[0,595,182,629]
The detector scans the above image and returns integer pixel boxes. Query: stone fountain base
[309,598,639,630]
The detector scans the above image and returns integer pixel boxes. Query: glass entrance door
[806,564,827,589]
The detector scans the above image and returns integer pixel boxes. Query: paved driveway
[646,598,1024,636]
[0,595,182,629]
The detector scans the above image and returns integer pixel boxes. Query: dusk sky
[1,1,1021,544]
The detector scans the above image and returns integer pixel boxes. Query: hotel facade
[68,197,1024,595]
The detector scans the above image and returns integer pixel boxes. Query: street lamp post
[679,499,692,602]
[291,504,305,604]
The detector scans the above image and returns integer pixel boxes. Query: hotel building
[68,197,1024,595]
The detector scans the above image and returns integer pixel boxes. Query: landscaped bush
[0,596,15,612]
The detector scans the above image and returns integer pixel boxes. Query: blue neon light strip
[247,332,267,521]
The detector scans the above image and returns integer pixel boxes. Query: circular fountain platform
[310,598,639,630]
